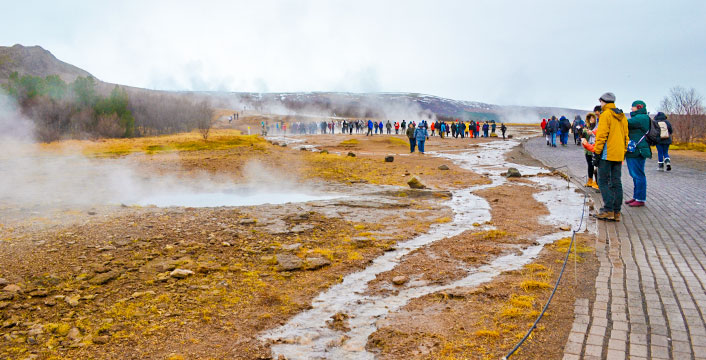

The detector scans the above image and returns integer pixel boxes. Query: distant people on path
[491,121,497,135]
[406,122,417,153]
[414,122,429,154]
[581,113,600,189]
[482,122,489,137]
[394,121,400,134]
[401,120,407,134]
[546,116,558,147]
[572,115,585,145]
[501,123,507,140]
[367,119,374,136]
[625,100,652,207]
[593,92,629,222]
[559,116,571,146]
[653,112,673,171]
[386,120,392,134]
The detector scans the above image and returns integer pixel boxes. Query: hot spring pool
[134,191,340,208]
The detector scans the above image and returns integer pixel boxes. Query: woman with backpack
[625,100,652,207]
[653,112,674,171]
[581,113,599,189]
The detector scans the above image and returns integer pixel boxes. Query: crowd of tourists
[541,92,674,222]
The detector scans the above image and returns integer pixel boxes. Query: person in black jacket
[654,112,674,171]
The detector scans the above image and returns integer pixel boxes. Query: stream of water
[261,139,586,359]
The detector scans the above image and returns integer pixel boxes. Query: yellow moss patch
[520,280,551,292]
[339,139,360,147]
[474,329,500,338]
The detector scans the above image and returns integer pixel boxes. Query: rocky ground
[1,125,599,360]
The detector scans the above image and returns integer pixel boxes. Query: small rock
[392,276,408,285]
[130,291,156,299]
[559,225,572,231]
[89,271,120,285]
[67,327,81,341]
[2,284,22,293]
[319,149,329,154]
[0,278,7,286]
[28,289,49,297]
[169,269,194,279]
[438,164,450,170]
[93,335,110,344]
[407,177,426,189]
[508,135,514,139]
[0,292,13,301]
[347,152,356,157]
[505,168,522,178]
[276,254,303,272]
[0,301,9,309]
[239,218,257,225]
[384,155,394,162]
[156,272,170,282]
[281,243,302,251]
[27,336,37,345]
[65,294,80,307]
[43,299,56,307]
[221,242,232,247]
[306,257,331,270]
[28,325,43,336]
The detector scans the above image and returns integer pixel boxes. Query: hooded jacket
[559,116,571,133]
[546,118,558,133]
[414,126,428,140]
[654,112,673,145]
[593,103,629,162]
[406,125,416,139]
[626,107,652,159]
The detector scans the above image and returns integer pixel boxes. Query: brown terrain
[0,123,599,360]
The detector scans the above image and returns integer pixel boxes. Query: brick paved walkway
[524,137,706,360]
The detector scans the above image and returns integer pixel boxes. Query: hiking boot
[658,162,664,171]
[591,181,599,190]
[628,201,645,207]
[595,211,615,221]
[665,158,671,171]
[613,212,621,222]
[625,199,636,205]
[585,179,593,187]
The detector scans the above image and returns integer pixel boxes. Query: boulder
[505,168,522,178]
[64,294,80,307]
[0,278,7,286]
[347,152,356,157]
[2,284,22,293]
[438,164,450,170]
[407,177,426,189]
[384,155,394,163]
[276,254,303,272]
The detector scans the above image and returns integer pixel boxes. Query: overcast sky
[2,0,705,109]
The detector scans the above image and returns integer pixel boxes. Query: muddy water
[262,139,587,359]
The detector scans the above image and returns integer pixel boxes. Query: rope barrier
[503,172,590,359]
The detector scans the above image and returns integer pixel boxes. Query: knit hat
[631,100,646,110]
[599,92,616,103]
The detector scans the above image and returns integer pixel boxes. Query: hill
[0,44,93,83]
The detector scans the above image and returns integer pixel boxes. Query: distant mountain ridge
[0,44,587,122]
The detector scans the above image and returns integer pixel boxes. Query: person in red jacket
[541,118,548,145]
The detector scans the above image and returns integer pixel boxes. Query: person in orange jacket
[430,121,436,136]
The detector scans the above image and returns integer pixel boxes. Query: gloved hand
[592,153,600,167]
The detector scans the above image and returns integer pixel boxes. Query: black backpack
[645,118,661,146]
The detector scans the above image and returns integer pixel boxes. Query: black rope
[503,181,589,359]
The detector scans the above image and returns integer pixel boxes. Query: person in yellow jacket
[592,92,629,222]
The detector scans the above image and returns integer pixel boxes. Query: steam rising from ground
[0,94,318,211]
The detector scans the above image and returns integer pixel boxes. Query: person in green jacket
[625,100,652,207]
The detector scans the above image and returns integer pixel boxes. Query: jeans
[483,130,488,137]
[598,160,623,213]
[417,139,425,153]
[560,132,569,145]
[550,132,557,146]
[626,157,647,202]
[656,144,670,162]
[367,127,372,136]
[409,137,416,153]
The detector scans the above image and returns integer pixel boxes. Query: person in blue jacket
[559,116,571,146]
[482,122,489,137]
[414,122,429,154]
[367,119,373,136]
[546,116,559,147]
